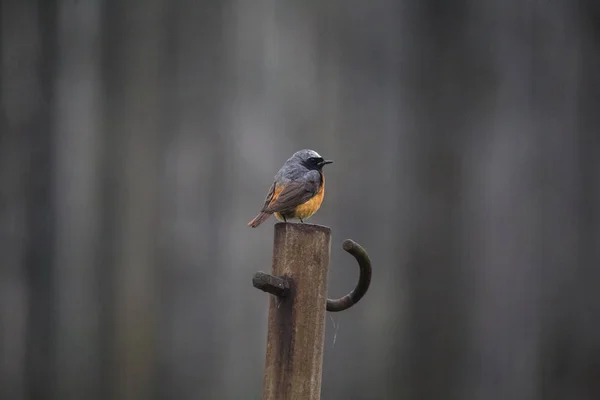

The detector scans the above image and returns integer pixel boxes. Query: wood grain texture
[262,222,331,400]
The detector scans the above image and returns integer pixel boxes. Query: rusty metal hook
[326,239,372,312]
[252,239,372,312]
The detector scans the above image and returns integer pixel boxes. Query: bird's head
[292,149,333,171]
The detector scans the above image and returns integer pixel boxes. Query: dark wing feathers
[260,182,277,211]
[264,172,321,213]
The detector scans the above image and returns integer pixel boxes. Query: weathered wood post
[261,222,330,400]
[253,222,372,400]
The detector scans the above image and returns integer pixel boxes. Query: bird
[248,149,333,228]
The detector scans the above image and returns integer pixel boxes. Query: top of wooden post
[273,221,331,235]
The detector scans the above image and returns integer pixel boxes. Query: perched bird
[248,149,333,228]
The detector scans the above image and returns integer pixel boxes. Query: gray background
[1,0,600,399]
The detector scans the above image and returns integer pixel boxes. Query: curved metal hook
[326,239,372,312]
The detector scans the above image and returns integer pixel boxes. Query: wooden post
[261,222,331,400]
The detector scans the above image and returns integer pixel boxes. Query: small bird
[248,149,333,228]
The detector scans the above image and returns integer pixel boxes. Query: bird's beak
[319,159,333,167]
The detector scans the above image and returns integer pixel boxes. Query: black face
[304,156,333,170]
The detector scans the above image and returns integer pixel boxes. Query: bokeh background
[2,0,600,399]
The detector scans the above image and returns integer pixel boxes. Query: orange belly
[274,182,325,221]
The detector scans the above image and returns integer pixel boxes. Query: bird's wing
[264,171,321,213]
[259,181,278,211]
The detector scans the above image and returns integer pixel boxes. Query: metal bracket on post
[326,239,372,312]
[253,238,372,311]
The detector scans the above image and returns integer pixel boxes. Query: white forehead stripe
[308,150,321,158]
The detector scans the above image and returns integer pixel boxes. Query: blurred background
[2,0,600,399]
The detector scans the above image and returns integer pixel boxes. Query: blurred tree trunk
[102,1,166,399]
[156,0,230,398]
[399,4,474,399]
[53,1,104,399]
[7,1,61,399]
[539,5,600,398]
[0,3,36,398]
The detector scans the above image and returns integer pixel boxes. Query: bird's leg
[300,218,304,223]
[283,215,287,222]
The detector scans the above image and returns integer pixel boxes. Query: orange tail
[248,212,272,228]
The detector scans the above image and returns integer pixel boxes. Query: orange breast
[292,184,325,219]
[274,175,325,221]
